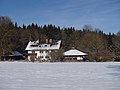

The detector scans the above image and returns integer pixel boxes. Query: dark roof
[10,51,23,56]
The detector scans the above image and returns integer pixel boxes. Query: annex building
[63,48,87,62]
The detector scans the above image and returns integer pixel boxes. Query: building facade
[25,39,61,62]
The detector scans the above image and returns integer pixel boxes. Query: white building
[25,39,61,61]
[63,48,87,62]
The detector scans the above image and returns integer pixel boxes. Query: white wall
[28,50,51,61]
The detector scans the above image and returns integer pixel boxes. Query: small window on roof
[44,45,47,47]
[55,43,58,45]
[31,45,38,47]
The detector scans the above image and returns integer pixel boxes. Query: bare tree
[80,31,111,60]
[49,49,64,62]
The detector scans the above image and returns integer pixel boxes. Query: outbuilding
[63,48,87,62]
[1,51,25,61]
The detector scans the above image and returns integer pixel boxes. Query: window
[45,56,49,58]
[40,56,43,58]
[32,51,35,53]
[39,51,43,53]
[45,50,49,53]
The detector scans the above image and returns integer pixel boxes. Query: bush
[114,57,120,62]
[30,56,35,62]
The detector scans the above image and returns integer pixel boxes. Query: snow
[64,49,87,56]
[0,62,120,90]
[25,40,61,50]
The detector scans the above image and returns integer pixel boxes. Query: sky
[0,0,120,34]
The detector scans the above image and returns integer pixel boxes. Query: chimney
[71,47,75,49]
[49,39,52,44]
[46,38,48,44]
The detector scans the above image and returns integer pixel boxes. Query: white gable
[64,49,87,56]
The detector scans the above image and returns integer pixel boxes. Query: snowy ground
[0,62,120,90]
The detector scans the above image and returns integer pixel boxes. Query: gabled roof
[25,40,61,51]
[64,49,87,56]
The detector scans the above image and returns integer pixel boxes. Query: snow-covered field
[0,62,120,90]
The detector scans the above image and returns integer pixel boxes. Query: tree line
[0,16,120,61]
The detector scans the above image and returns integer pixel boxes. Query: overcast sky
[0,0,120,33]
